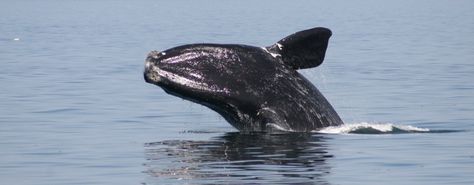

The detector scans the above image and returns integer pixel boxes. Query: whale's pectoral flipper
[267,27,332,70]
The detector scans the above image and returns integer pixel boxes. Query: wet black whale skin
[144,27,343,132]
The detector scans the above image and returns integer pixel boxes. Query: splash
[316,122,430,134]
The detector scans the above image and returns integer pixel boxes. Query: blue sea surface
[1,0,473,184]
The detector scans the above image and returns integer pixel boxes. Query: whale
[144,27,343,132]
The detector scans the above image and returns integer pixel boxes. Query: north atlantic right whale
[144,27,344,132]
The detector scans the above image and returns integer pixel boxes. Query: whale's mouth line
[145,66,205,89]
[145,63,231,95]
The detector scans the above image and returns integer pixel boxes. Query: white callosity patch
[188,72,203,79]
[145,60,152,70]
[316,122,430,134]
[261,47,281,58]
[276,43,283,50]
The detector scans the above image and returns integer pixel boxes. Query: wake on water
[316,122,432,134]
[181,122,459,134]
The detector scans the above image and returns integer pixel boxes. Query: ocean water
[1,0,473,184]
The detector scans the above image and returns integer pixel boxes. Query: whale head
[144,44,279,128]
[144,27,342,132]
[144,45,266,99]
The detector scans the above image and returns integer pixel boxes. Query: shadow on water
[144,132,333,185]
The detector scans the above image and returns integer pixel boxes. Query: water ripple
[144,132,332,184]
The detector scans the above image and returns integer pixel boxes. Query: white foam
[316,122,430,134]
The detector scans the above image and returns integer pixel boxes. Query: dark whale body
[144,27,343,132]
